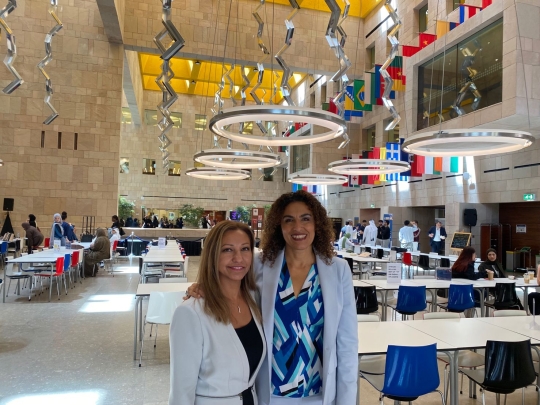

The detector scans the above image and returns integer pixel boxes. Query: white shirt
[399,226,415,244]
[338,236,354,250]
[434,228,441,242]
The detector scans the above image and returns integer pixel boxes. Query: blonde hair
[197,220,261,324]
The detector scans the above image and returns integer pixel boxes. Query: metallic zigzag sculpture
[324,0,351,148]
[451,41,482,117]
[37,0,63,125]
[0,0,23,94]
[380,0,401,131]
[275,0,299,106]
[154,0,184,172]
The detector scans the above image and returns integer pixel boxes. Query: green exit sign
[370,203,376,208]
[524,193,536,201]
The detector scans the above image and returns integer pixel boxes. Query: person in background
[380,220,391,248]
[176,217,184,229]
[412,220,421,251]
[71,225,79,242]
[84,228,111,276]
[201,214,210,229]
[28,214,38,230]
[109,227,121,247]
[375,220,384,246]
[143,216,152,228]
[339,220,353,239]
[362,220,378,246]
[338,232,354,251]
[451,247,487,280]
[50,213,66,246]
[61,212,74,242]
[428,221,447,253]
[120,218,125,227]
[22,222,44,251]
[152,215,159,228]
[125,216,133,227]
[398,220,416,251]
[170,221,265,405]
[111,215,125,236]
[133,218,140,227]
[478,248,506,278]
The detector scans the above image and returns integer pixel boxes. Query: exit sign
[524,193,536,201]
[370,203,376,208]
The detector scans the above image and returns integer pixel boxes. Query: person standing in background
[376,220,384,246]
[61,212,74,242]
[398,220,416,251]
[412,220,421,251]
[428,221,447,254]
[380,220,391,248]
[362,220,378,246]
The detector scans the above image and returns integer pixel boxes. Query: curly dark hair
[261,190,335,265]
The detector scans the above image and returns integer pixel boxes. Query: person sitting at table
[170,220,265,405]
[478,248,506,278]
[84,228,111,276]
[451,247,487,280]
[22,222,44,252]
[28,214,40,232]
[110,227,121,247]
[338,232,354,251]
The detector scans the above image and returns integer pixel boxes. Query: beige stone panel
[43,197,66,215]
[88,166,104,184]
[22,162,41,181]
[56,165,74,183]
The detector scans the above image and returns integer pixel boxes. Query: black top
[235,316,263,405]
[452,262,487,280]
[380,227,391,240]
[478,261,506,278]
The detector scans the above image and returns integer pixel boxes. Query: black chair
[528,292,540,315]
[484,283,523,316]
[355,286,379,315]
[440,258,451,267]
[460,340,538,405]
[418,254,431,272]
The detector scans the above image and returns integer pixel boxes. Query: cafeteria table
[133,282,193,359]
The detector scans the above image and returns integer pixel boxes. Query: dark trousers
[430,240,442,253]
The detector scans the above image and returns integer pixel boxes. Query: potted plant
[178,204,205,228]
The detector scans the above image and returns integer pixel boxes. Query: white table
[133,282,193,359]
[404,318,540,405]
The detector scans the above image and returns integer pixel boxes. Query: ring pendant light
[185,167,251,180]
[288,173,348,185]
[328,159,410,175]
[194,149,283,169]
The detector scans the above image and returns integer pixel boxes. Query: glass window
[121,107,132,124]
[145,110,181,128]
[384,120,400,143]
[451,0,463,12]
[262,167,274,182]
[365,125,376,149]
[417,19,502,130]
[120,158,129,173]
[291,144,310,173]
[321,83,327,105]
[367,46,375,70]
[194,161,205,168]
[168,161,181,176]
[195,114,207,131]
[419,4,428,33]
[142,158,156,175]
[170,112,182,128]
[241,122,253,135]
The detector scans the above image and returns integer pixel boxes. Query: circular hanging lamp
[194,149,283,169]
[328,159,410,175]
[209,105,346,146]
[185,167,251,180]
[288,173,348,185]
[401,129,536,157]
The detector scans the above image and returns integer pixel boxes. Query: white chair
[139,291,184,367]
[424,311,484,402]
[493,310,527,317]
[165,256,188,278]
[159,277,188,283]
[357,314,385,375]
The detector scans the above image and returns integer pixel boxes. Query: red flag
[419,33,436,48]
[328,98,338,114]
[482,0,492,7]
[402,45,421,57]
[411,155,425,177]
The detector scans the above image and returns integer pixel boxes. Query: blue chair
[0,242,7,272]
[438,284,475,315]
[360,343,445,404]
[390,285,427,320]
[62,253,70,294]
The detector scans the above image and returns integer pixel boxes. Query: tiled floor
[0,258,539,404]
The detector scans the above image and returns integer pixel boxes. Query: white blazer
[169,298,266,405]
[254,250,358,405]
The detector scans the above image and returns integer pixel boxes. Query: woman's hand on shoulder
[184,283,205,300]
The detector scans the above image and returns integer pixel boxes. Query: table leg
[134,295,141,360]
[383,290,389,322]
[432,289,438,312]
[524,286,530,315]
[48,263,53,302]
[474,287,484,317]
[443,349,459,405]
[357,355,362,405]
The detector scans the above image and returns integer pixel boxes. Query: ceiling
[263,0,382,19]
[139,53,308,103]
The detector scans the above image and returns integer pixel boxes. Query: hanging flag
[402,45,421,57]
[482,0,492,8]
[442,157,451,173]
[434,157,443,173]
[388,57,406,92]
[344,86,363,121]
[292,183,302,192]
[436,21,459,38]
[371,147,381,185]
[424,156,434,175]
[375,65,395,105]
[385,142,400,182]
[459,5,481,24]
[370,72,377,108]
[353,79,372,111]
[410,154,425,177]
[378,146,387,183]
[397,138,410,181]
[419,33,437,48]
[343,154,361,188]
[450,156,460,173]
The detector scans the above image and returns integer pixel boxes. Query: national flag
[344,85,363,121]
[378,146,387,183]
[366,151,375,185]
[375,65,395,105]
[343,154,361,188]
[410,154,425,177]
[450,156,463,173]
[442,157,451,173]
[459,5,481,24]
[419,33,437,48]
[328,98,338,114]
[292,183,302,192]
[385,142,400,182]
[436,21,459,38]
[402,45,421,57]
[424,157,434,175]
[397,138,411,181]
[482,0,492,8]
[353,79,372,111]
[370,147,381,185]
[434,157,443,173]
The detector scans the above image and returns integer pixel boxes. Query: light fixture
[194,149,282,169]
[288,173,348,185]
[328,159,410,175]
[195,60,200,65]
[185,167,250,180]
[209,105,346,146]
[0,159,3,167]
[402,130,536,157]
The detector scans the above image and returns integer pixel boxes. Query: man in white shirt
[339,220,354,240]
[428,221,447,253]
[398,220,416,251]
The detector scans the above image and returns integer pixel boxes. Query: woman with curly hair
[187,190,357,405]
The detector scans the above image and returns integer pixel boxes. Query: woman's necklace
[228,297,241,313]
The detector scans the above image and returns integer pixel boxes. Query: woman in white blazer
[188,191,358,405]
[169,221,266,405]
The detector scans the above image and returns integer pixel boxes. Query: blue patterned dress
[271,259,325,398]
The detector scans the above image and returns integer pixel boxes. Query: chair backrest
[159,278,187,283]
[440,258,451,267]
[493,282,520,310]
[396,285,427,313]
[402,252,412,265]
[355,286,379,315]
[184,256,189,273]
[146,291,185,324]
[357,314,380,322]
[447,284,475,312]
[44,238,50,248]
[55,257,64,275]
[0,242,7,254]
[527,292,540,315]
[483,340,536,390]
[63,254,71,271]
[494,310,527,317]
[382,344,440,397]
[424,312,461,320]
[71,250,80,266]
[418,254,430,270]
[112,240,119,251]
